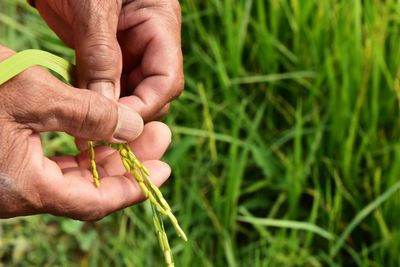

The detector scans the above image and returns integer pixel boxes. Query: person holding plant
[0,0,183,220]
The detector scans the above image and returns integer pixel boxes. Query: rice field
[1,0,400,266]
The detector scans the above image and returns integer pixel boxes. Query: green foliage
[1,0,400,266]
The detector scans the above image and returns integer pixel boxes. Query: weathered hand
[0,46,170,220]
[36,0,184,121]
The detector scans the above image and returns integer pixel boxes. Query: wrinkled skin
[0,0,182,220]
[0,0,184,220]
[36,0,184,121]
[0,46,171,220]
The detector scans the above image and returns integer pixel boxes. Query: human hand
[35,0,184,121]
[0,47,171,220]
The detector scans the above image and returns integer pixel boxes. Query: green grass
[1,0,400,266]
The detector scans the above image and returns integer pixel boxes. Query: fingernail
[112,104,143,143]
[88,81,115,100]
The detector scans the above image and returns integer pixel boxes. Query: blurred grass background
[1,0,400,266]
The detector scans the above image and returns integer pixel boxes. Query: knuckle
[163,103,171,113]
[86,47,119,67]
[78,35,121,76]
[158,103,169,116]
[172,0,181,19]
[62,91,117,140]
[170,74,184,100]
[1,68,48,122]
[86,36,119,56]
[153,0,181,25]
[82,93,118,139]
[158,104,170,119]
[176,75,185,93]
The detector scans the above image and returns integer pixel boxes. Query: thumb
[73,1,122,100]
[23,84,143,143]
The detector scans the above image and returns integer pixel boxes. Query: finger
[95,122,171,176]
[52,146,115,171]
[72,1,123,100]
[74,137,88,151]
[10,70,143,143]
[119,67,183,122]
[117,5,184,121]
[42,160,171,221]
[52,156,78,169]
[127,121,171,160]
[152,103,170,121]
[36,0,121,100]
[35,0,74,47]
[76,122,171,176]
